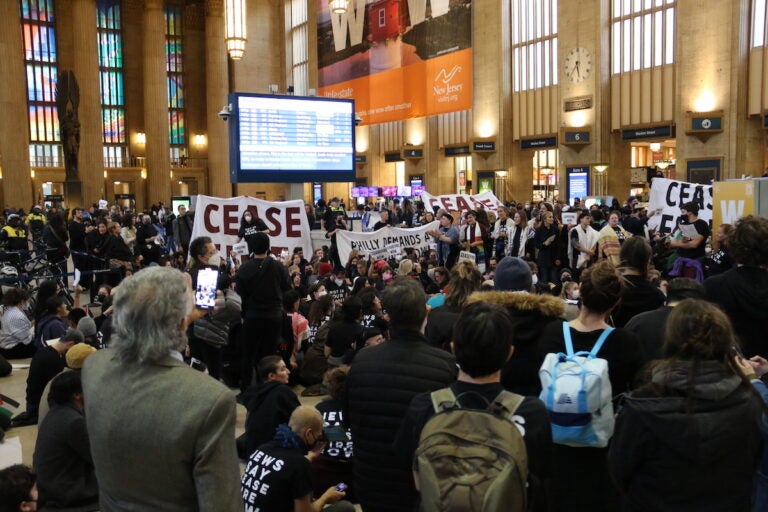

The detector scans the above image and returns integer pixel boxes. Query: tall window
[165,6,186,165]
[20,0,60,167]
[288,0,309,95]
[752,0,768,48]
[97,0,127,167]
[611,0,675,74]
[512,0,558,92]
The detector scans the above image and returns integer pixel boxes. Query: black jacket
[704,266,768,357]
[345,331,457,512]
[611,274,666,328]
[467,291,564,396]
[242,381,300,457]
[33,403,99,510]
[609,361,763,511]
[236,257,290,320]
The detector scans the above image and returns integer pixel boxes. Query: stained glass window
[97,0,127,167]
[20,0,60,167]
[165,6,186,162]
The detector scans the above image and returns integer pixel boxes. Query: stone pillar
[0,1,33,209]
[70,0,104,208]
[143,0,172,204]
[206,0,232,198]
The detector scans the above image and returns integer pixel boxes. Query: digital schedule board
[229,93,356,183]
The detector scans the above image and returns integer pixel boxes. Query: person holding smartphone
[241,406,354,512]
[186,236,224,379]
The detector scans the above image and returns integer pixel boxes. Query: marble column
[205,0,232,198]
[0,1,33,209]
[143,0,172,204]
[70,0,104,208]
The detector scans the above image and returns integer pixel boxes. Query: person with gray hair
[82,267,241,511]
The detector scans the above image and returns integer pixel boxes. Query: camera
[354,113,362,126]
[218,104,232,122]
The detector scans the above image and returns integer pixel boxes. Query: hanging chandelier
[329,0,348,14]
[225,0,247,60]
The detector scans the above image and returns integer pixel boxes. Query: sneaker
[10,411,37,427]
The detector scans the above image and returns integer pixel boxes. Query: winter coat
[704,266,768,357]
[344,331,457,512]
[467,290,564,396]
[609,360,763,511]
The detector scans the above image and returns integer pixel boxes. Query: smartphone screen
[335,483,348,492]
[323,425,348,442]
[195,268,218,310]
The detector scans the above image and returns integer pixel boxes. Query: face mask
[335,279,344,286]
[705,247,712,255]
[382,272,392,280]
[207,254,221,267]
[244,215,252,222]
[531,275,538,285]
[317,290,328,297]
[571,290,580,300]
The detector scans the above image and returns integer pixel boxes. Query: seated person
[396,302,552,511]
[240,355,300,459]
[313,367,354,501]
[241,406,353,512]
[34,297,68,349]
[33,371,99,511]
[0,288,35,360]
[12,328,83,427]
[0,464,38,512]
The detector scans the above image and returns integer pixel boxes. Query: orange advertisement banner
[316,0,472,125]
[318,49,472,125]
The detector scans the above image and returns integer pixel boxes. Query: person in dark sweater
[538,261,644,512]
[241,355,300,459]
[624,277,705,360]
[397,301,552,512]
[344,279,457,512]
[611,236,666,328]
[236,232,291,391]
[704,215,768,357]
[324,297,363,368]
[12,328,82,427]
[33,371,98,511]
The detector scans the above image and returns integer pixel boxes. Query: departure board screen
[229,93,356,183]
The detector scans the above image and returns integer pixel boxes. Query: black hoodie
[609,361,763,511]
[242,380,300,457]
[704,266,768,357]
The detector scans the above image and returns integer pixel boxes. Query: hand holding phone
[335,483,348,492]
[195,268,218,310]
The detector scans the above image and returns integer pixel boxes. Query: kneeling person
[241,405,354,512]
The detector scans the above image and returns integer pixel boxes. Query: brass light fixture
[225,0,247,60]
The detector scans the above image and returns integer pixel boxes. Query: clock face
[564,47,592,83]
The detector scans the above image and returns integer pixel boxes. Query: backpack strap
[562,321,575,356]
[430,388,458,414]
[588,327,615,359]
[490,390,524,422]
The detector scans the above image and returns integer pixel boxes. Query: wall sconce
[656,161,670,170]
[30,169,35,179]
[649,142,661,152]
[141,169,147,180]
[225,0,247,60]
[103,171,108,179]
[593,164,609,173]
[114,181,121,185]
[194,134,206,148]
[495,170,508,178]
[136,132,146,145]
[329,0,348,14]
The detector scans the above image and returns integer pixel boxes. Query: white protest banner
[190,195,313,259]
[336,221,439,264]
[647,178,713,234]
[420,191,504,213]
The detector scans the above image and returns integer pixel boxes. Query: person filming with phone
[241,405,354,512]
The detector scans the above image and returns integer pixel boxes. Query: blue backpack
[539,322,615,448]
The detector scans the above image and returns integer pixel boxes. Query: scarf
[597,224,630,266]
[569,224,598,269]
